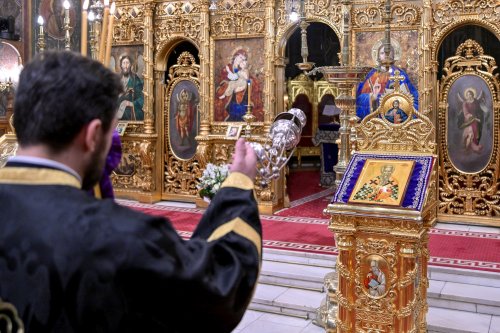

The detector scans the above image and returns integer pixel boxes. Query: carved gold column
[143,1,155,134]
[193,0,212,169]
[154,69,164,193]
[331,233,355,332]
[397,242,419,331]
[199,0,211,137]
[264,0,276,130]
[275,56,287,115]
[332,82,356,184]
[420,0,433,134]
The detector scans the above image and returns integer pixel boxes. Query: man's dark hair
[120,55,132,68]
[14,51,122,152]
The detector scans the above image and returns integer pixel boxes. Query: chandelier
[285,0,303,22]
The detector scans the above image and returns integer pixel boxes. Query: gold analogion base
[325,204,436,333]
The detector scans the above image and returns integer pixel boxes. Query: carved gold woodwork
[0,134,17,169]
[154,1,202,44]
[432,0,500,32]
[326,200,436,333]
[426,0,500,143]
[352,3,421,29]
[437,39,500,226]
[108,0,500,227]
[111,1,158,202]
[0,89,14,139]
[326,64,437,331]
[113,138,157,196]
[207,0,265,38]
[162,52,202,202]
[113,2,145,45]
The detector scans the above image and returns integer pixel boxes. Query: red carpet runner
[119,201,500,274]
[275,170,335,218]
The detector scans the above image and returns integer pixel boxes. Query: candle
[104,3,115,67]
[247,79,251,106]
[63,0,71,50]
[81,0,89,56]
[63,0,70,24]
[37,15,44,36]
[99,0,110,63]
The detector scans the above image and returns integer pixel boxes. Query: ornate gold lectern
[325,75,437,332]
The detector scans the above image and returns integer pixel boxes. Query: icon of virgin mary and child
[215,48,263,122]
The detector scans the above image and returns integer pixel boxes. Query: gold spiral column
[264,0,276,130]
[193,0,212,169]
[143,1,155,135]
[420,0,434,131]
[198,0,211,137]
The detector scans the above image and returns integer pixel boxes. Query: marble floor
[232,310,323,333]
[233,306,500,333]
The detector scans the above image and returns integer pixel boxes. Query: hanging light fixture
[89,0,105,22]
[285,0,302,22]
[287,0,314,72]
[209,0,217,11]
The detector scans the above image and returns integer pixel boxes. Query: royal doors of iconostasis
[436,26,500,227]
[161,43,203,202]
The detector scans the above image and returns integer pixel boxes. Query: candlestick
[247,79,251,106]
[88,11,97,60]
[63,0,71,51]
[81,0,89,55]
[99,0,110,63]
[104,2,115,67]
[37,15,44,35]
[37,15,45,53]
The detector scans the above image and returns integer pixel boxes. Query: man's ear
[84,119,103,153]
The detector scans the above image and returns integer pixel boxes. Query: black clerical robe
[0,163,261,333]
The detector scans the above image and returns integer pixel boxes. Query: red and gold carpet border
[117,200,500,273]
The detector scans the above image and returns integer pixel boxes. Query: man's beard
[121,69,130,77]
[81,143,107,191]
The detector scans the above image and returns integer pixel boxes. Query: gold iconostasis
[0,0,499,224]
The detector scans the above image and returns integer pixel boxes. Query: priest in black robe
[0,51,261,333]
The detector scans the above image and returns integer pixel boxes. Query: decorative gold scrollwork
[353,3,420,28]
[0,298,24,333]
[113,139,156,192]
[438,40,500,218]
[114,4,145,44]
[433,0,500,27]
[156,1,201,17]
[211,14,265,37]
[398,264,418,288]
[164,157,202,195]
[154,17,201,43]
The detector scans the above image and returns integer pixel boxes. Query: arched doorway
[437,25,500,226]
[161,40,202,202]
[284,22,340,171]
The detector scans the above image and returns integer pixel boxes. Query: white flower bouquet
[197,163,230,200]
